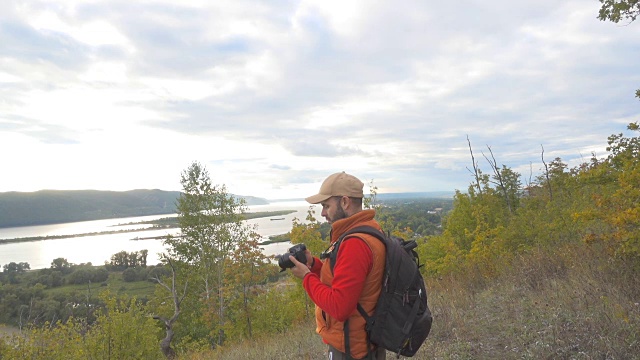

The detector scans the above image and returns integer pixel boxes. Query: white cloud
[80,62,128,83]
[0,0,638,198]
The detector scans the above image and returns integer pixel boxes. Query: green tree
[110,251,130,269]
[250,283,307,336]
[122,268,138,282]
[363,179,380,212]
[2,262,30,284]
[3,262,30,273]
[287,206,326,320]
[423,123,640,280]
[50,258,71,273]
[289,206,325,255]
[129,251,140,268]
[140,249,149,267]
[598,0,640,23]
[598,0,640,102]
[421,143,527,276]
[164,161,251,346]
[2,293,161,360]
[578,123,640,257]
[67,268,93,285]
[223,231,278,340]
[83,295,161,359]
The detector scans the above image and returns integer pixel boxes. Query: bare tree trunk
[243,284,253,339]
[527,162,533,196]
[153,256,187,360]
[541,145,553,201]
[155,325,176,360]
[483,146,513,214]
[217,261,225,346]
[466,136,483,197]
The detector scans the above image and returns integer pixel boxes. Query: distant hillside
[267,192,456,203]
[376,191,455,200]
[0,190,269,228]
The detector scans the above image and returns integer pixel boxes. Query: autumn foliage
[421,123,640,278]
[2,125,639,359]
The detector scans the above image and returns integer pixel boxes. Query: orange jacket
[307,210,386,359]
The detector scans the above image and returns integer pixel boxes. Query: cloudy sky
[1,0,638,199]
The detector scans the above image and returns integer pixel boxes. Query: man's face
[320,196,348,224]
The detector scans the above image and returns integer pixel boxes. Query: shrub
[122,268,138,282]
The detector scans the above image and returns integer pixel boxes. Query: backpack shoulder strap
[334,225,385,360]
[329,225,385,273]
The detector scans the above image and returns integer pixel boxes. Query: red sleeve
[302,237,373,322]
[310,256,322,275]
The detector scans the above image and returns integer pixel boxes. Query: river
[0,200,317,269]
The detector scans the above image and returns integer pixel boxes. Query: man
[289,172,386,360]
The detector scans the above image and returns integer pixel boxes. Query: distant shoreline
[0,210,295,245]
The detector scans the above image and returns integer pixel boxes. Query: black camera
[277,243,307,272]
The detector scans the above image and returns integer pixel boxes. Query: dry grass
[183,321,328,360]
[184,244,639,359]
[423,244,640,359]
[0,325,20,338]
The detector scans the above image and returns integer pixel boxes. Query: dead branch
[541,145,552,201]
[152,256,187,359]
[467,135,483,196]
[482,145,513,214]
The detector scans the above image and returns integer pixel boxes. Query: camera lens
[277,254,294,270]
[277,243,307,272]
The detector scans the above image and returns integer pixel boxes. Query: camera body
[277,243,307,272]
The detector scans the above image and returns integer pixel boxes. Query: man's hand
[289,254,311,279]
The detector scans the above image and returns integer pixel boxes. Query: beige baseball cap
[305,171,364,204]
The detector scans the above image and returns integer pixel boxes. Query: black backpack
[328,226,432,359]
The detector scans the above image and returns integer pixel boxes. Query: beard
[329,205,348,223]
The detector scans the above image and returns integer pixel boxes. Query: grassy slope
[0,325,19,338]
[3,235,636,358]
[421,246,639,359]
[184,243,639,359]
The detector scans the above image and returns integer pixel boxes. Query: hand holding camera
[277,243,312,279]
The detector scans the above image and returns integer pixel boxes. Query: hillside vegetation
[1,123,639,359]
[0,189,268,228]
[192,123,640,359]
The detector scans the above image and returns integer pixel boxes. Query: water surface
[0,201,316,269]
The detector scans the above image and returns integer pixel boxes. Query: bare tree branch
[541,145,553,201]
[152,255,187,359]
[482,146,513,214]
[527,162,533,196]
[467,135,483,197]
